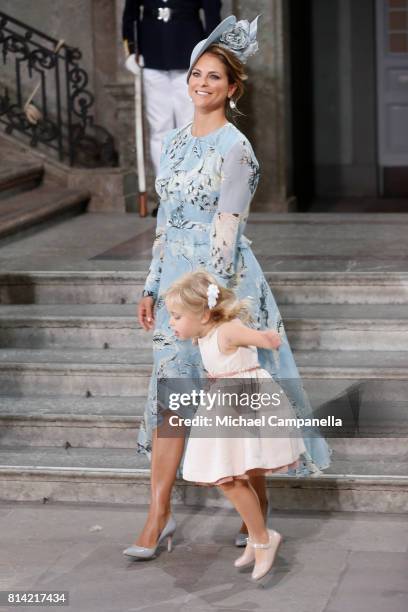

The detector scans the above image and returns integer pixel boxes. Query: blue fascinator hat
[187,15,261,81]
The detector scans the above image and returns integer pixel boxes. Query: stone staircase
[0,269,407,513]
[0,158,90,240]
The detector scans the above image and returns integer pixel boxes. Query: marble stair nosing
[1,271,408,304]
[0,445,406,512]
[0,302,408,350]
[0,185,90,240]
[0,162,44,197]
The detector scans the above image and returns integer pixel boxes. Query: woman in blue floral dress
[127,15,332,558]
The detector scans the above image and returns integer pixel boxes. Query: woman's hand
[262,329,282,350]
[138,296,155,331]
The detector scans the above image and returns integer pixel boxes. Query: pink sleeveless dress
[182,320,306,486]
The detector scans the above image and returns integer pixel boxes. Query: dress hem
[184,458,301,487]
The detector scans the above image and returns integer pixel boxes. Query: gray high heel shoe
[234,532,249,547]
[123,515,176,559]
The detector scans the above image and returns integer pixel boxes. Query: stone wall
[1,0,118,136]
[1,0,290,212]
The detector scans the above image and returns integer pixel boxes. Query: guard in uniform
[122,1,222,216]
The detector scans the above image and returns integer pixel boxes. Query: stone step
[0,349,407,396]
[0,303,408,351]
[1,271,408,305]
[0,304,149,350]
[0,394,406,454]
[0,445,405,474]
[295,350,408,378]
[0,162,44,198]
[284,303,408,350]
[0,348,151,396]
[0,185,90,240]
[0,446,406,512]
[0,396,143,448]
[1,383,405,415]
[0,271,146,305]
[0,395,144,418]
[270,272,408,305]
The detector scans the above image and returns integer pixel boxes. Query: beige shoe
[234,539,255,568]
[249,529,282,581]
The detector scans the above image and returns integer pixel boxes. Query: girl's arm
[218,320,281,353]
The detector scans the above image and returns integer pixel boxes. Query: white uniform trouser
[143,68,193,175]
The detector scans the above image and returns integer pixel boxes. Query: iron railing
[0,11,117,167]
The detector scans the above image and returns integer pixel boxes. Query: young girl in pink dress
[164,270,306,581]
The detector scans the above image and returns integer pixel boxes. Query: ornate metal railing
[0,11,117,167]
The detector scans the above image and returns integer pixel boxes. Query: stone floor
[0,501,407,612]
[309,197,408,214]
[1,211,408,272]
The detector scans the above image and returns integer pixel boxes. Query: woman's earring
[229,98,236,109]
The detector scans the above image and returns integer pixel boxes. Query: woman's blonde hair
[164,270,254,342]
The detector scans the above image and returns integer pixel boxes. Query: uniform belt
[142,7,199,22]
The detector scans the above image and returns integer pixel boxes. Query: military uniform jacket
[122,0,222,70]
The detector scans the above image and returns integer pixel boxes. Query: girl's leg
[219,479,281,577]
[238,474,269,536]
[133,413,186,547]
[219,480,268,544]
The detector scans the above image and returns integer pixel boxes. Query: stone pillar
[91,0,118,136]
[105,80,157,212]
[233,0,293,212]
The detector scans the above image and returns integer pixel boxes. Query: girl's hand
[138,296,155,331]
[262,329,282,350]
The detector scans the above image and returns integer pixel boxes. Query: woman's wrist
[142,290,156,300]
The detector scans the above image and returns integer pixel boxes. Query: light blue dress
[138,120,332,475]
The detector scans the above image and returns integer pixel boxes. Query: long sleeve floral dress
[138,120,332,476]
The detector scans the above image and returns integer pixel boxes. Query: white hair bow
[207,283,220,309]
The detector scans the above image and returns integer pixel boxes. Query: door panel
[377,0,408,168]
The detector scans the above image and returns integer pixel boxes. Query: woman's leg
[238,474,268,535]
[218,480,268,544]
[133,413,186,547]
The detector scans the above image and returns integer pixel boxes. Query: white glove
[125,54,141,75]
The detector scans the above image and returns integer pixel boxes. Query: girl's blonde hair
[164,270,254,342]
